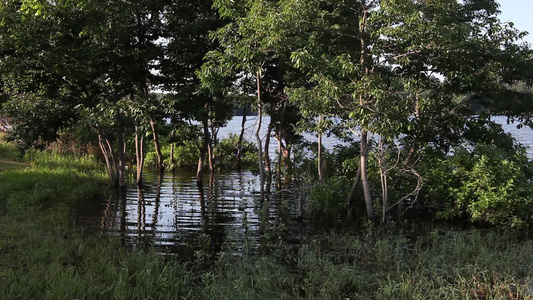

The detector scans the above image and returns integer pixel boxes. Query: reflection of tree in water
[95,171,302,255]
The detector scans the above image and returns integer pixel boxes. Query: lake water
[97,170,306,255]
[93,115,533,254]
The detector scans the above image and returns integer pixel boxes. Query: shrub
[424,144,533,228]
[308,177,349,222]
[214,134,257,168]
[145,139,200,170]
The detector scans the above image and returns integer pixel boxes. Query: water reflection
[99,170,303,254]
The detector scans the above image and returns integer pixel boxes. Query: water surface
[98,170,305,255]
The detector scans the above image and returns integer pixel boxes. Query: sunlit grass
[0,138,28,172]
[0,149,108,213]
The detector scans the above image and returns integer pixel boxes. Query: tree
[282,0,533,222]
[162,0,230,186]
[0,0,170,187]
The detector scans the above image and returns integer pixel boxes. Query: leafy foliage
[214,134,257,168]
[424,144,533,227]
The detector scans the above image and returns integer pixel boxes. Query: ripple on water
[97,170,306,255]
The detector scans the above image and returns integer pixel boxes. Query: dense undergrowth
[1,138,533,299]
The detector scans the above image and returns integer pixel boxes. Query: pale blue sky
[497,0,533,44]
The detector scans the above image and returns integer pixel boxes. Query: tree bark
[135,125,145,186]
[237,104,248,168]
[207,135,215,173]
[169,130,175,172]
[277,136,283,189]
[208,116,217,171]
[318,115,324,182]
[256,69,265,201]
[117,121,126,188]
[282,145,292,186]
[378,137,388,225]
[97,129,117,185]
[358,11,374,219]
[150,118,164,173]
[264,117,273,175]
[360,131,374,219]
[105,136,118,182]
[346,164,362,220]
[196,118,210,187]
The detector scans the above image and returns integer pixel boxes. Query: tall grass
[0,149,108,213]
[3,224,531,299]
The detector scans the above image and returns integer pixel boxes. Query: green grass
[0,149,108,213]
[2,221,532,299]
[0,139,28,172]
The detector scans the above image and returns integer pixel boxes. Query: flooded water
[92,115,533,255]
[98,170,306,255]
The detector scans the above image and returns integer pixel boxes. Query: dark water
[97,171,306,255]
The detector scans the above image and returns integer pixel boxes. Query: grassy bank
[2,227,532,299]
[0,139,532,299]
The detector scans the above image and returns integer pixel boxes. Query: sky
[497,0,533,44]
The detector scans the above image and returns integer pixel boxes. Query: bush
[145,139,200,170]
[308,177,350,222]
[423,144,533,228]
[214,134,257,168]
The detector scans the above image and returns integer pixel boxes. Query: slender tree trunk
[170,130,175,172]
[237,104,248,168]
[282,145,292,186]
[97,130,116,184]
[208,118,217,171]
[360,131,374,219]
[117,123,126,188]
[318,116,324,182]
[347,164,362,220]
[150,118,164,174]
[277,136,283,189]
[135,125,145,186]
[256,69,265,201]
[358,9,374,219]
[264,118,273,175]
[105,137,118,181]
[378,137,388,225]
[197,118,210,187]
[207,137,215,173]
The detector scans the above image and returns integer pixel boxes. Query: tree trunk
[150,118,164,173]
[264,117,273,175]
[378,137,388,225]
[256,69,265,201]
[135,125,145,186]
[196,118,210,187]
[346,164,362,221]
[358,12,374,219]
[117,123,126,188]
[170,130,175,172]
[282,145,292,186]
[360,131,374,219]
[97,130,117,185]
[207,136,215,173]
[318,123,324,182]
[208,117,217,171]
[236,104,248,168]
[105,136,118,182]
